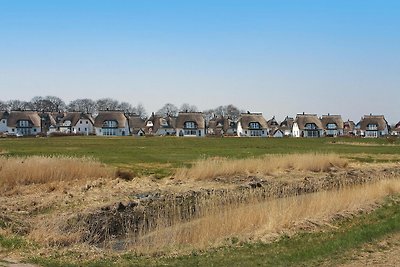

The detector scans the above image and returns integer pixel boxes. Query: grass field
[0,136,399,177]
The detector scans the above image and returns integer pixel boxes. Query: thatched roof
[176,112,205,129]
[344,120,356,131]
[320,114,344,130]
[358,115,388,131]
[7,111,41,127]
[267,116,279,128]
[294,114,323,130]
[94,111,127,127]
[239,113,268,129]
[60,112,94,126]
[0,111,9,120]
[145,114,176,132]
[129,115,146,130]
[280,116,294,130]
[208,116,231,132]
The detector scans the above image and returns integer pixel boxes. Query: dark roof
[344,120,356,131]
[320,115,344,130]
[358,115,388,131]
[7,111,41,127]
[208,116,231,132]
[279,116,294,131]
[176,112,205,129]
[239,113,268,129]
[294,114,323,130]
[94,111,127,127]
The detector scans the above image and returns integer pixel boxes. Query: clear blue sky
[0,0,399,123]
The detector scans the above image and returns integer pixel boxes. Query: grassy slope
[28,196,400,267]
[0,136,399,176]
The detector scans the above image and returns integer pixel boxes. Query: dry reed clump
[175,153,348,180]
[128,178,400,254]
[0,156,114,193]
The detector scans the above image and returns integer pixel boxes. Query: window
[326,123,337,129]
[184,130,197,135]
[78,128,81,131]
[17,120,29,127]
[249,122,260,129]
[250,130,262,136]
[305,123,317,130]
[80,120,82,124]
[103,128,116,136]
[86,121,88,124]
[367,124,378,130]
[184,121,196,129]
[103,120,118,128]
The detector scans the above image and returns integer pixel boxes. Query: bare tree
[156,103,179,117]
[116,102,134,114]
[96,98,119,111]
[179,103,198,112]
[7,99,32,111]
[67,98,96,114]
[45,96,66,112]
[0,100,7,111]
[134,103,147,119]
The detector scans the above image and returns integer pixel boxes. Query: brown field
[1,152,400,265]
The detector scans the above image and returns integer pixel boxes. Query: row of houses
[0,110,398,138]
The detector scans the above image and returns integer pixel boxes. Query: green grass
[29,195,400,267]
[1,136,399,177]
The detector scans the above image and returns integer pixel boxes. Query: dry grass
[175,153,348,180]
[0,156,114,193]
[128,178,400,254]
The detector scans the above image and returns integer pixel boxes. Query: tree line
[0,96,244,121]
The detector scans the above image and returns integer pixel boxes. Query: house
[321,114,344,137]
[279,116,294,136]
[175,112,205,137]
[7,111,42,136]
[145,113,176,136]
[343,120,356,136]
[357,114,389,138]
[58,112,94,135]
[267,116,279,136]
[0,111,9,133]
[272,129,284,138]
[129,115,146,136]
[292,113,323,138]
[39,112,58,135]
[237,112,269,137]
[94,111,130,136]
[207,116,236,136]
[391,122,400,136]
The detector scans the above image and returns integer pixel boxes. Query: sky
[0,0,399,123]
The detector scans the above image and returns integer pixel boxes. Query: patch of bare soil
[339,233,400,267]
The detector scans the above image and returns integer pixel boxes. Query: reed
[175,153,348,180]
[0,156,114,193]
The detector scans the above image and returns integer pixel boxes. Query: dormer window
[367,124,378,130]
[103,120,118,128]
[326,123,337,129]
[17,120,30,127]
[146,121,153,127]
[63,120,72,127]
[161,119,168,127]
[184,121,197,129]
[249,122,261,129]
[305,123,317,130]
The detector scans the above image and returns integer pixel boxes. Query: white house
[59,112,94,135]
[357,114,389,138]
[237,112,269,137]
[320,114,344,137]
[0,111,8,133]
[94,111,130,136]
[7,111,42,136]
[175,112,205,137]
[292,113,323,138]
